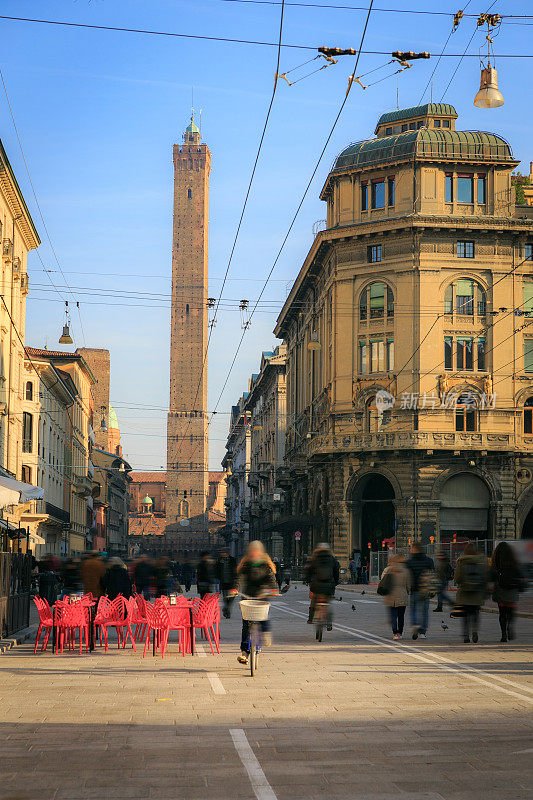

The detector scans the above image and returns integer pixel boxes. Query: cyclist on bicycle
[233,540,278,665]
[304,543,340,629]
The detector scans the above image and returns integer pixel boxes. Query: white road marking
[273,602,533,705]
[230,728,278,800]
[207,672,226,695]
[514,748,533,754]
[196,643,207,658]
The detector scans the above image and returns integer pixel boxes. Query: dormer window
[385,127,392,136]
[434,119,441,128]
[443,119,451,128]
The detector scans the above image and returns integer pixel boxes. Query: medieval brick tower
[166,115,210,533]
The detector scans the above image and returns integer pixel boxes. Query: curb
[337,584,533,619]
[0,624,37,654]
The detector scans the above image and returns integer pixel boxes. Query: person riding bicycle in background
[304,543,340,629]
[232,540,279,665]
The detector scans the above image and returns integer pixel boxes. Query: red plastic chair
[94,595,126,651]
[55,601,90,654]
[192,598,220,655]
[156,599,191,657]
[133,594,149,642]
[142,602,170,659]
[117,597,137,652]
[33,596,54,653]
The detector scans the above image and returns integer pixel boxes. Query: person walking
[433,550,454,612]
[80,552,106,599]
[133,555,154,599]
[273,557,282,591]
[101,558,133,600]
[304,543,340,629]
[181,560,194,593]
[378,554,411,639]
[216,549,237,618]
[196,552,215,598]
[454,543,489,643]
[491,541,525,642]
[406,542,434,640]
[233,540,278,665]
[349,552,360,584]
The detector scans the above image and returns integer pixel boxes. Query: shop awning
[0,475,44,509]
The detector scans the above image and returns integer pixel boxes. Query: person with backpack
[406,542,435,640]
[433,550,454,612]
[378,554,411,640]
[454,542,490,643]
[304,543,340,629]
[491,541,526,642]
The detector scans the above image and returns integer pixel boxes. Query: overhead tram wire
[175,0,287,464]
[417,0,474,104]
[0,65,87,345]
[183,0,376,471]
[216,1,531,18]
[0,14,531,57]
[441,0,499,101]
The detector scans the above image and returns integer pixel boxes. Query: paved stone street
[1,587,532,800]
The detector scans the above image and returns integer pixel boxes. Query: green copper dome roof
[185,118,200,134]
[108,405,119,429]
[142,495,153,505]
[333,129,515,172]
[377,103,458,127]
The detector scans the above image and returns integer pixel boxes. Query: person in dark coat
[233,540,278,664]
[304,543,340,628]
[454,543,489,643]
[133,555,153,598]
[196,552,215,598]
[216,549,237,618]
[181,560,194,593]
[101,558,133,600]
[406,543,434,639]
[433,550,454,612]
[491,541,525,642]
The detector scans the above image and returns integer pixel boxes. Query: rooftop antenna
[430,77,433,103]
[199,108,202,137]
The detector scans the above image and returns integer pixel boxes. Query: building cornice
[0,139,40,250]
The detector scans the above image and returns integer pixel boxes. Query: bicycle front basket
[239,599,270,622]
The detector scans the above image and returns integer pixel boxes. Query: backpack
[377,570,394,597]
[418,569,439,599]
[316,557,333,583]
[497,568,521,591]
[461,561,486,593]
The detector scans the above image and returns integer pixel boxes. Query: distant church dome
[185,116,200,135]
[142,495,153,506]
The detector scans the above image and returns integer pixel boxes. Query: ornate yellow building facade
[275,103,533,565]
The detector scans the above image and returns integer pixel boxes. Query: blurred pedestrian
[80,552,106,599]
[433,550,454,612]
[454,543,489,643]
[407,542,434,640]
[181,560,194,593]
[378,554,411,640]
[349,552,360,584]
[196,551,215,598]
[216,549,237,618]
[101,558,133,600]
[133,555,153,599]
[491,541,525,643]
[154,557,171,597]
[60,558,82,599]
[273,557,282,590]
[304,543,339,628]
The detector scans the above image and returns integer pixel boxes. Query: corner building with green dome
[273,103,533,568]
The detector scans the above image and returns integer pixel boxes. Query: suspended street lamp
[58,300,73,344]
[474,13,504,109]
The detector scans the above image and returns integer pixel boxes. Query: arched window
[187,188,192,199]
[179,499,189,518]
[524,397,533,435]
[359,282,394,321]
[366,396,383,433]
[25,381,33,401]
[445,278,486,316]
[455,393,477,432]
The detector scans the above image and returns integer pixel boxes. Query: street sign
[273,492,281,502]
[294,530,301,541]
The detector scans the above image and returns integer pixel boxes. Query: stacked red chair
[55,600,90,655]
[142,602,170,659]
[33,597,54,653]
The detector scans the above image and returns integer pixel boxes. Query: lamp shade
[59,324,73,345]
[474,66,504,109]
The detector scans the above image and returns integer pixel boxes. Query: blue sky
[1,0,531,470]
